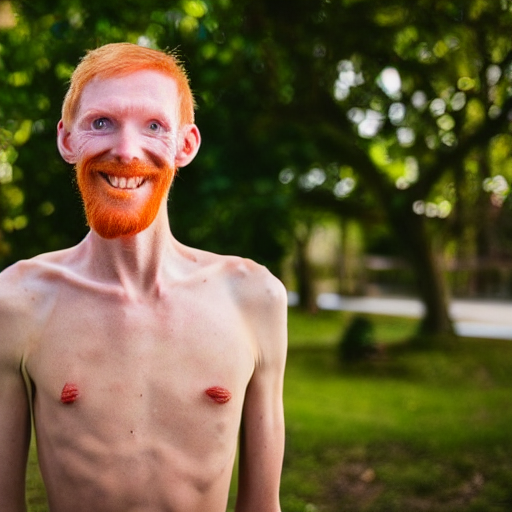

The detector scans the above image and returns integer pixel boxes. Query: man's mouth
[101,173,146,190]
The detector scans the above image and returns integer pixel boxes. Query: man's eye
[92,118,110,130]
[148,121,161,132]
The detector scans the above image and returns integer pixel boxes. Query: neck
[79,205,177,297]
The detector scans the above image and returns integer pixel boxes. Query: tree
[237,0,512,335]
[1,0,511,337]
[0,0,297,274]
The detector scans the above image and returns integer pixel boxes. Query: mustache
[79,152,168,179]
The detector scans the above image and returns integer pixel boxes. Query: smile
[101,174,145,190]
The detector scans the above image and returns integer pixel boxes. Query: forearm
[234,488,282,512]
[0,420,30,512]
[235,503,281,512]
[0,371,31,512]
[0,434,30,512]
[235,416,284,512]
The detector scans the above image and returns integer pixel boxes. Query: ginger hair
[61,42,195,129]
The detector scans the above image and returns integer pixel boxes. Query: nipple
[205,386,232,404]
[60,383,80,404]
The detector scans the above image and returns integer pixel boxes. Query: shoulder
[0,259,39,306]
[0,246,81,292]
[0,257,54,320]
[179,246,288,360]
[219,255,287,310]
[0,254,67,360]
[216,255,288,364]
[0,261,37,366]
[185,247,287,306]
[0,251,67,298]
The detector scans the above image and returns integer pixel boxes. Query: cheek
[73,133,109,161]
[145,137,177,163]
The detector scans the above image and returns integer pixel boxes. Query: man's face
[69,70,180,238]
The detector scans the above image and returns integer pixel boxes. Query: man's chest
[25,290,255,438]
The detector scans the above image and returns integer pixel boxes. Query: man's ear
[175,124,201,168]
[57,120,78,164]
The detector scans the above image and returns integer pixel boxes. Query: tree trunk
[295,235,318,314]
[390,212,454,336]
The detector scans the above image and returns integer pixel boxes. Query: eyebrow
[80,102,171,118]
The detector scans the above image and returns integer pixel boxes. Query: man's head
[61,42,195,132]
[57,43,200,239]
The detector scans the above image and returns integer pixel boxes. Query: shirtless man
[0,43,287,512]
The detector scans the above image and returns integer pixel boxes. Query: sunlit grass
[281,310,512,512]
[26,441,47,512]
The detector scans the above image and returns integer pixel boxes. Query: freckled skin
[205,386,232,404]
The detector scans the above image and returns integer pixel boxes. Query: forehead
[77,69,179,120]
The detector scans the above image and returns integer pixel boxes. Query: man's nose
[110,125,145,163]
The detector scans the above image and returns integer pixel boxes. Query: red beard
[76,156,174,239]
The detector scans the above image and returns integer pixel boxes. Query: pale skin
[0,70,287,512]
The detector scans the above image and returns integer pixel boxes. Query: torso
[18,246,258,512]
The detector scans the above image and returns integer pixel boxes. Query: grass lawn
[26,309,512,512]
[281,309,512,512]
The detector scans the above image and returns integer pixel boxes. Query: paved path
[289,292,512,340]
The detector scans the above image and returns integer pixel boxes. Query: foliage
[0,0,296,272]
[263,0,512,333]
[0,0,511,333]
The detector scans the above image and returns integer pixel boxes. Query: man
[0,42,287,512]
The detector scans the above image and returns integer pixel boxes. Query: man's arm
[234,266,287,512]
[0,268,32,512]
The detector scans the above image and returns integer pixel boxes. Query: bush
[338,315,376,362]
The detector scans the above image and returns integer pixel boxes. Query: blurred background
[1,1,511,511]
